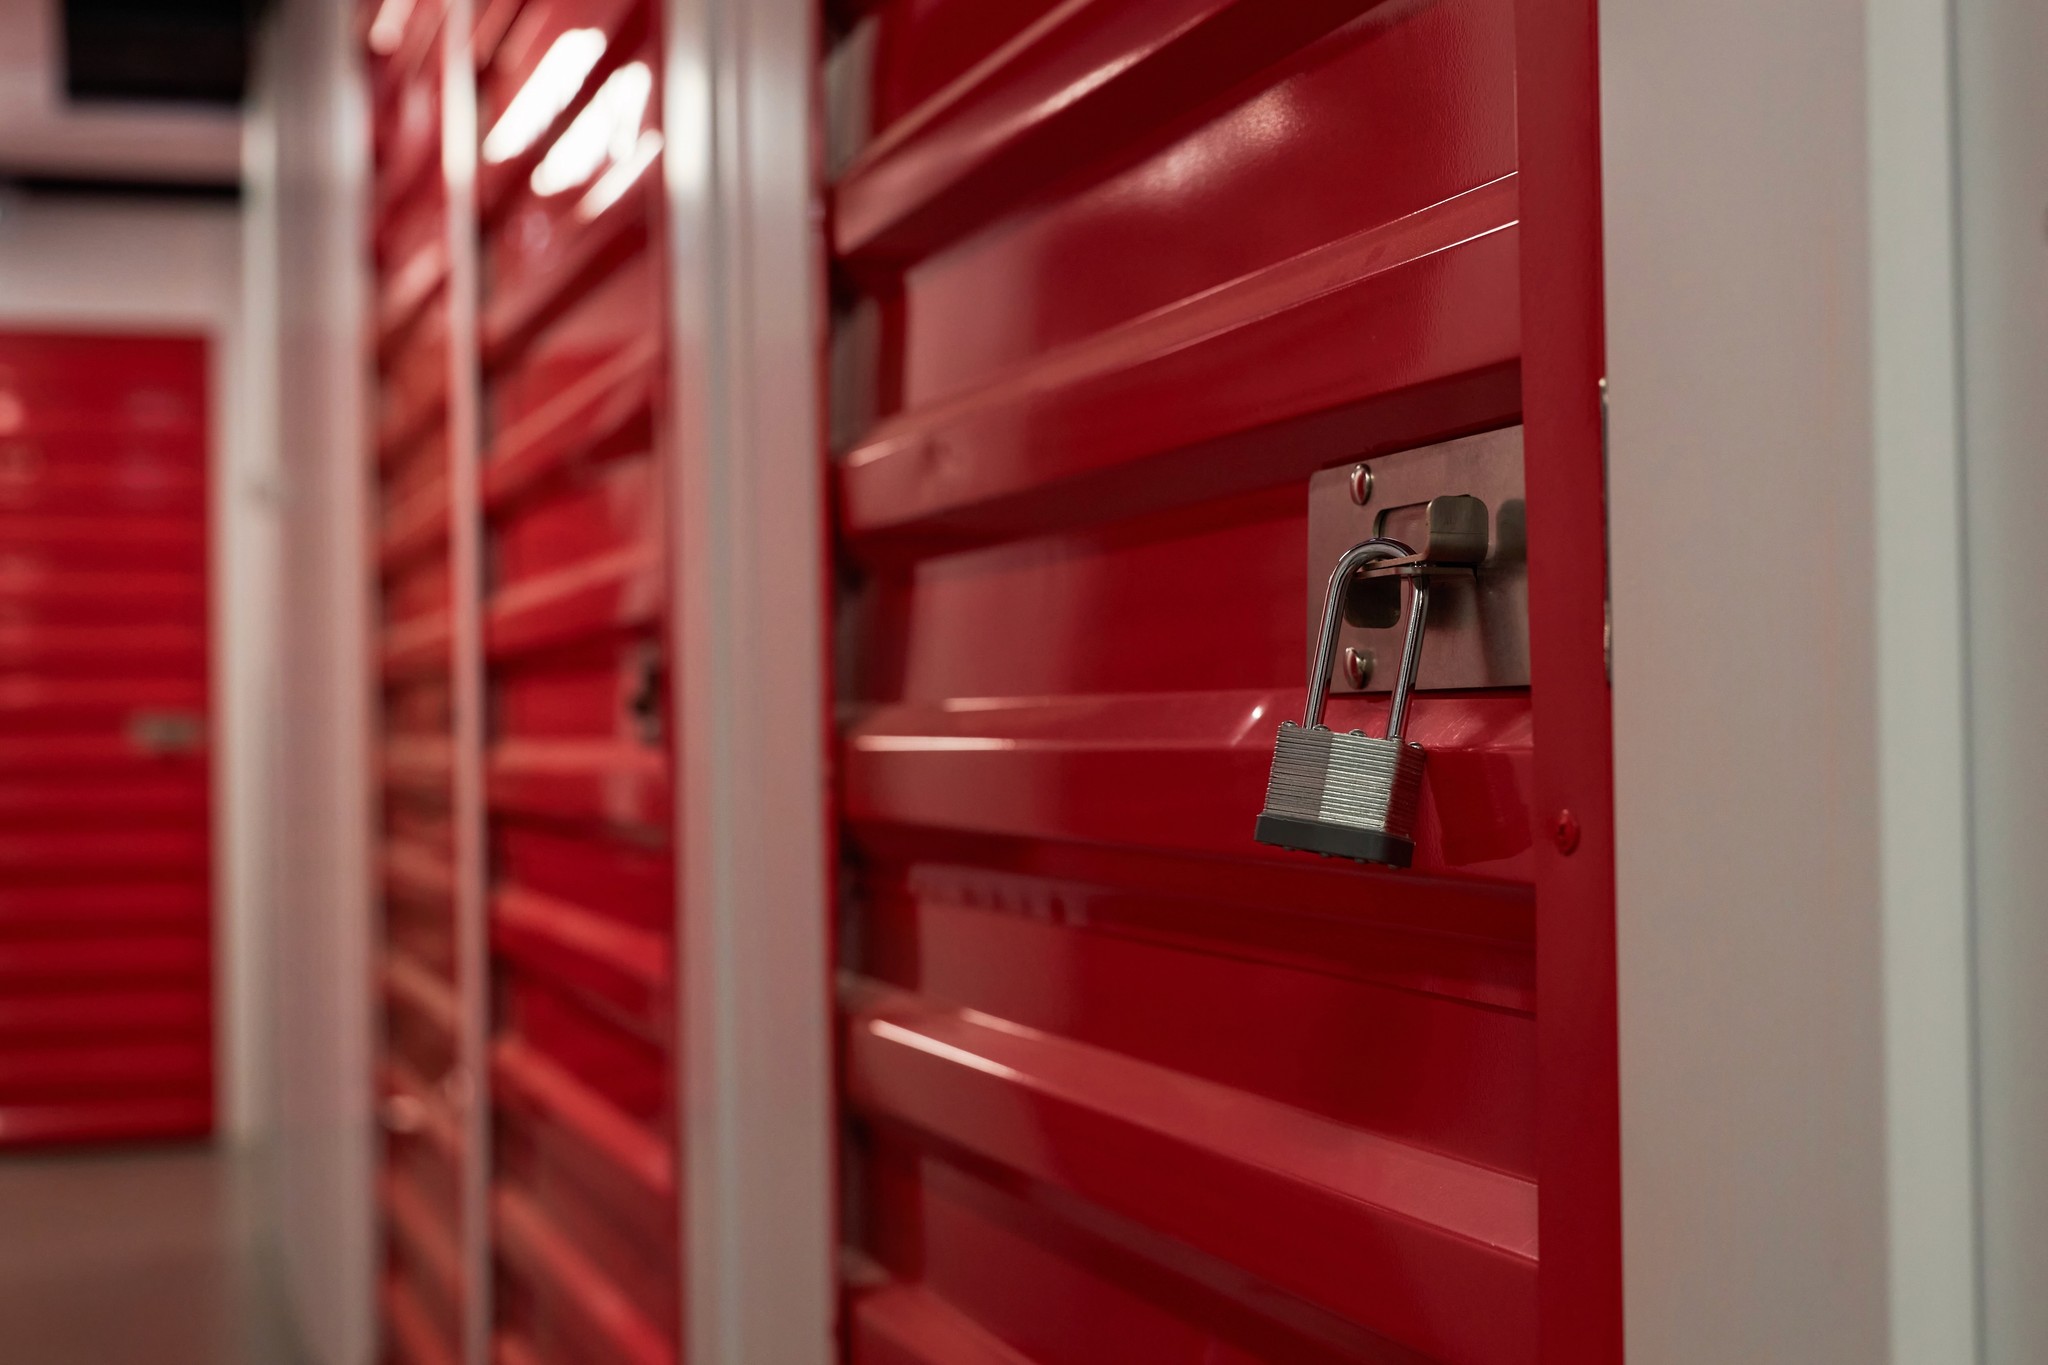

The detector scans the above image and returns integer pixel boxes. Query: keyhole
[625,647,664,745]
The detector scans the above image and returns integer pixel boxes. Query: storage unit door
[366,4,474,1360]
[0,331,215,1149]
[474,2,680,1361]
[822,3,1592,1363]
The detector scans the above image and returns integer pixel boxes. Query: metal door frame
[662,1,837,1362]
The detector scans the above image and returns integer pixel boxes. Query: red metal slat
[0,884,207,932]
[491,1036,674,1200]
[0,829,209,878]
[0,677,206,710]
[868,1143,1436,1365]
[0,624,207,673]
[0,777,207,826]
[0,1096,210,1148]
[0,991,208,1041]
[385,735,457,799]
[860,836,1533,1010]
[860,884,1535,1175]
[482,338,658,513]
[845,691,1534,881]
[492,1186,675,1365]
[851,1284,1041,1365]
[0,934,209,985]
[0,513,204,567]
[383,472,454,573]
[846,994,1538,1365]
[386,839,459,907]
[487,739,667,829]
[384,1166,469,1310]
[384,1274,462,1365]
[379,240,455,366]
[491,883,669,1016]
[380,382,452,470]
[832,0,1378,265]
[383,952,464,1039]
[383,610,456,678]
[483,544,661,659]
[472,0,527,69]
[840,181,1519,549]
[479,183,651,372]
[491,1333,546,1365]
[0,1040,211,1098]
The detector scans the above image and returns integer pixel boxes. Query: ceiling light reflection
[576,129,663,220]
[530,60,652,196]
[367,0,418,55]
[482,28,607,165]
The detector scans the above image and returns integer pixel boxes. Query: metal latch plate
[1308,425,1529,693]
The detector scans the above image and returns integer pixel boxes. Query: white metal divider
[1602,0,1981,1360]
[663,0,837,1360]
[1956,0,2048,1357]
[1867,0,1980,1356]
[247,0,379,1357]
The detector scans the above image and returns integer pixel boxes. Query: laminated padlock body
[1255,535,1435,867]
[1256,722,1427,867]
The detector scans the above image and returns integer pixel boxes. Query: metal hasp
[1310,425,1529,692]
[1256,537,1436,868]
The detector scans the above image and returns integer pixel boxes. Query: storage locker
[821,1,1616,1362]
[362,0,681,1357]
[0,332,216,1149]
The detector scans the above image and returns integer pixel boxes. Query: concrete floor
[0,1144,305,1365]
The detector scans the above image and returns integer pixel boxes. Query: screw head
[1348,463,1374,505]
[1342,646,1373,689]
[1552,810,1582,855]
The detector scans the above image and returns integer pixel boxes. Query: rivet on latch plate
[1348,463,1373,505]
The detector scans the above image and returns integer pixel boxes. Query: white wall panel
[245,4,376,1361]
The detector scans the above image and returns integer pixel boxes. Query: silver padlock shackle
[1303,536,1433,742]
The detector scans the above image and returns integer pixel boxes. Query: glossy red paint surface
[367,3,470,1361]
[0,330,214,1149]
[827,1,1614,1361]
[475,1,680,1360]
[1515,0,1621,1357]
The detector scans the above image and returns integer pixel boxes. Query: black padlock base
[1255,814,1415,868]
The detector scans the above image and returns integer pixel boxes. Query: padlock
[1254,537,1434,867]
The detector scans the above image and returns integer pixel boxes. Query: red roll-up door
[366,0,683,1359]
[824,3,1616,1364]
[474,1,680,1361]
[365,2,475,1360]
[0,331,214,1148]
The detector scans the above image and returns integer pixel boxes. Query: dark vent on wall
[62,0,267,106]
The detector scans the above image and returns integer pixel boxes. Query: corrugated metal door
[0,331,214,1148]
[367,0,683,1359]
[825,3,1615,1363]
[473,1,680,1361]
[365,3,477,1360]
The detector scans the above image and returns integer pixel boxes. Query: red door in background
[826,2,1615,1364]
[0,332,214,1148]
